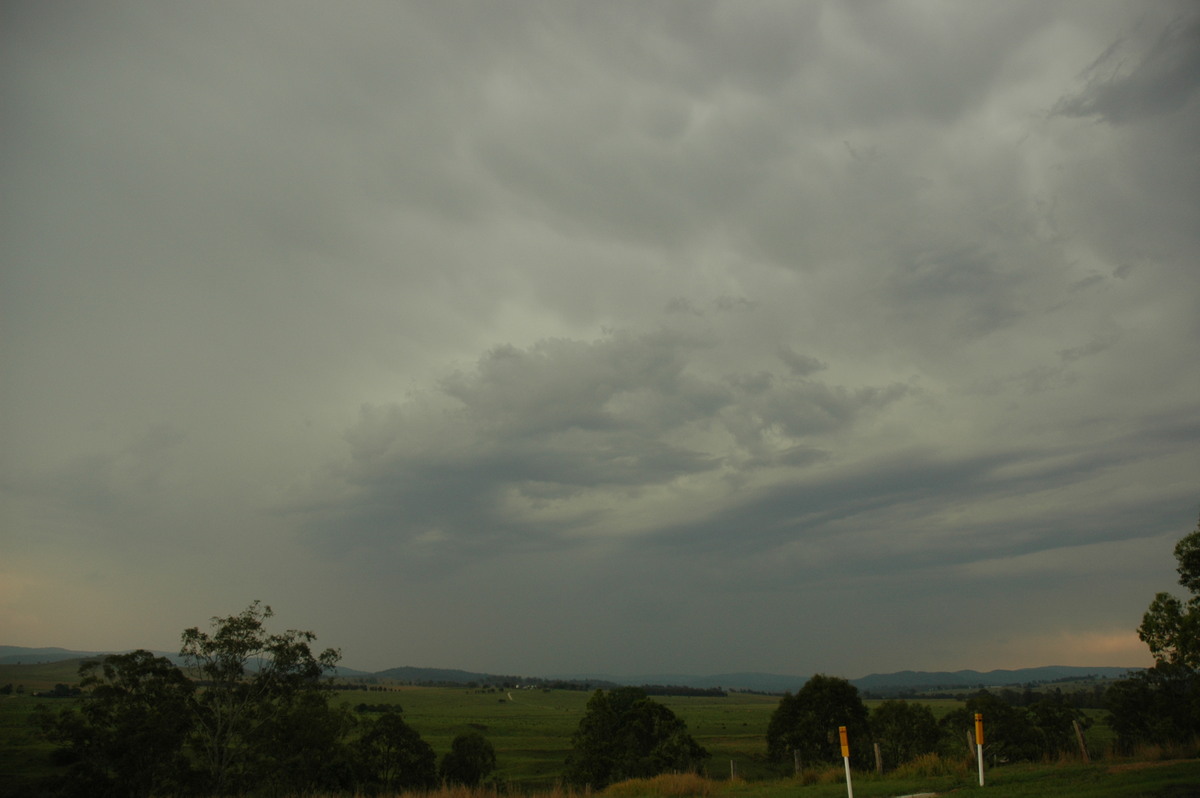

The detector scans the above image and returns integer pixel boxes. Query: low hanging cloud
[297,327,910,568]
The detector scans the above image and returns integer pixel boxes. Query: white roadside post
[975,713,985,787]
[839,725,854,798]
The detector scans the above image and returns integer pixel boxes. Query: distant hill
[550,671,808,693]
[850,666,1139,694]
[0,646,367,677]
[0,646,108,665]
[546,666,1141,694]
[371,665,497,684]
[2,645,1140,693]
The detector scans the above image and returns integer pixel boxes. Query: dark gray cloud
[2,0,1197,676]
[1053,6,1200,124]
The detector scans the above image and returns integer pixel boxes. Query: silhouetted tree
[355,708,437,792]
[179,601,342,794]
[35,650,194,798]
[766,675,870,767]
[565,687,708,788]
[440,730,497,786]
[870,700,938,769]
[1109,514,1200,748]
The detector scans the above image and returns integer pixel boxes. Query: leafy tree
[35,650,194,798]
[1027,693,1090,756]
[564,687,708,788]
[355,708,437,792]
[254,689,358,795]
[870,700,938,769]
[179,601,342,794]
[440,730,498,786]
[940,690,1088,763]
[1174,520,1200,594]
[1106,515,1200,748]
[766,674,870,767]
[1139,517,1200,669]
[940,691,1035,762]
[1106,662,1200,749]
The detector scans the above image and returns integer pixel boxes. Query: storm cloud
[2,0,1198,677]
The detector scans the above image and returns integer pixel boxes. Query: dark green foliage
[252,689,358,795]
[870,700,939,769]
[766,674,870,767]
[564,686,708,788]
[440,730,498,786]
[940,690,1090,763]
[1110,515,1200,748]
[34,650,194,798]
[1106,663,1200,749]
[355,708,437,792]
[1138,516,1200,670]
[1138,592,1200,669]
[179,600,342,794]
[30,603,412,797]
[1026,693,1092,755]
[1174,518,1200,595]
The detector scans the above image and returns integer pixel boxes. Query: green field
[3,664,1195,797]
[331,688,786,784]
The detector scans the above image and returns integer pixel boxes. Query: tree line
[28,516,1200,795]
[767,517,1200,769]
[33,602,497,797]
[766,673,1094,771]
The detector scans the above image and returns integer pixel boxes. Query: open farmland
[1,670,1151,796]
[336,687,787,784]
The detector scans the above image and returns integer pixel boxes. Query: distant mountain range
[548,666,1140,694]
[0,646,1139,694]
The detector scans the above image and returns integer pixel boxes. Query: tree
[179,601,342,794]
[355,708,437,792]
[440,730,497,786]
[1106,663,1200,750]
[870,700,938,769]
[1138,516,1200,669]
[35,650,194,798]
[564,687,708,788]
[1026,693,1090,757]
[1109,515,1200,747]
[766,675,870,767]
[1174,519,1200,594]
[253,689,357,795]
[940,691,1044,763]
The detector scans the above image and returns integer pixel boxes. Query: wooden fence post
[1073,720,1090,763]
[873,742,883,775]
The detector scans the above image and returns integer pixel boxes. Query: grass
[3,672,1196,797]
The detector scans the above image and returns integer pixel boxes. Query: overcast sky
[3,1,1198,679]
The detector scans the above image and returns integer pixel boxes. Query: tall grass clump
[796,764,844,786]
[602,772,715,798]
[891,752,971,780]
[1126,736,1200,762]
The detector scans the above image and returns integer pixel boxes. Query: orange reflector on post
[975,713,984,746]
[839,725,850,758]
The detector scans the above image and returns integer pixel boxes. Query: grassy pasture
[337,687,791,784]
[347,686,592,785]
[1,670,1157,796]
[0,657,95,691]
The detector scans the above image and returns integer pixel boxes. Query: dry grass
[891,752,972,780]
[795,765,844,786]
[603,772,715,798]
